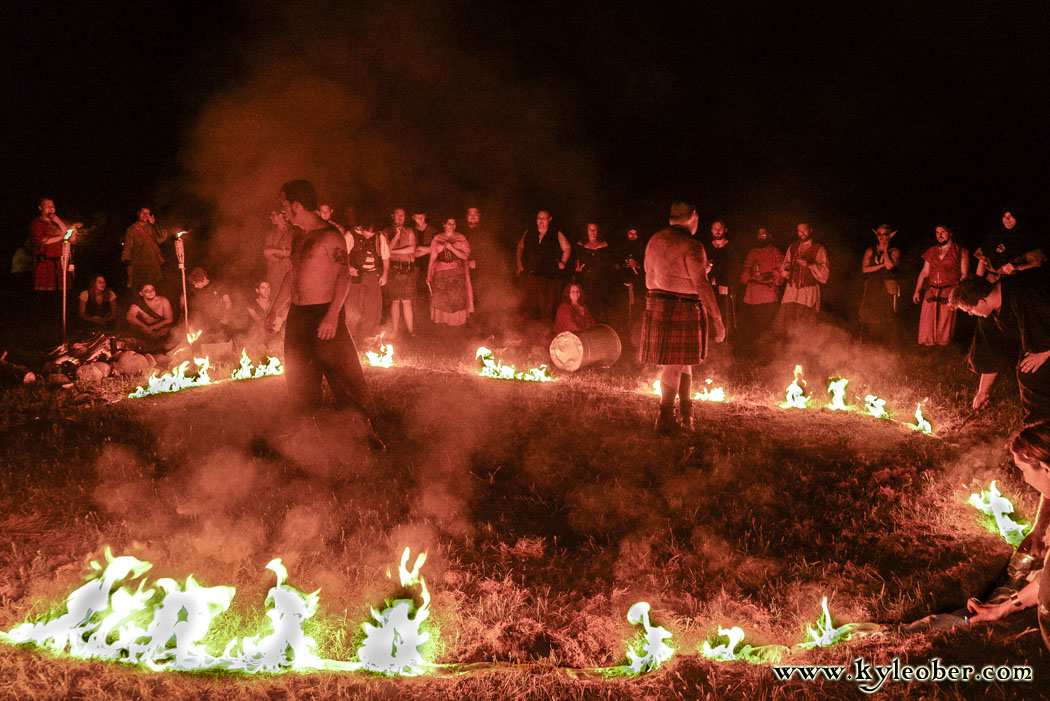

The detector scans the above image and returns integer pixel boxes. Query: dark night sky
[3,1,1049,281]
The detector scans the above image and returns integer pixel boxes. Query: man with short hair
[125,282,175,351]
[774,222,829,333]
[316,204,346,234]
[516,210,571,323]
[384,208,418,338]
[641,201,725,432]
[30,198,80,292]
[122,207,167,292]
[265,180,381,446]
[345,221,390,342]
[952,272,1050,425]
[707,220,740,340]
[739,228,783,350]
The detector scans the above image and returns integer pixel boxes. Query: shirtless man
[641,201,725,432]
[265,180,381,446]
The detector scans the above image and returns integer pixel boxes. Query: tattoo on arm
[333,247,348,265]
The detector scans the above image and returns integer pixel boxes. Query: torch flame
[863,394,888,419]
[969,481,1030,547]
[827,378,849,411]
[620,602,674,676]
[64,228,75,240]
[365,343,394,368]
[475,347,553,383]
[175,231,187,239]
[798,597,856,649]
[780,365,811,409]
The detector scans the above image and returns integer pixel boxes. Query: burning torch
[174,231,190,340]
[61,228,74,341]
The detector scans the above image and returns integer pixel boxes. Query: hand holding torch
[175,232,190,340]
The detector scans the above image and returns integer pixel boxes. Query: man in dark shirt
[952,272,1050,425]
[516,210,571,323]
[706,220,740,342]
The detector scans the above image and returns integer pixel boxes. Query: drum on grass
[549,323,621,372]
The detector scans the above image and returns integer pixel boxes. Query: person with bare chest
[265,180,382,448]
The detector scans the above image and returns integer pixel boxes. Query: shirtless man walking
[265,180,383,448]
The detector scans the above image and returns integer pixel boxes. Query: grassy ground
[0,327,1046,699]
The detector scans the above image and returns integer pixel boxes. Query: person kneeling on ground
[126,282,176,352]
[967,423,1050,653]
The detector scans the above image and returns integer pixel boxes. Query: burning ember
[475,347,553,383]
[910,403,933,434]
[365,343,394,368]
[186,329,203,344]
[827,378,849,411]
[969,481,1030,547]
[353,547,432,676]
[780,365,810,409]
[798,597,856,649]
[863,394,889,419]
[128,358,212,398]
[618,602,674,676]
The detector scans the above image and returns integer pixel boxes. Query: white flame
[700,626,747,661]
[911,403,933,433]
[354,547,432,676]
[864,394,888,419]
[365,344,394,368]
[969,481,1030,547]
[827,378,849,411]
[476,347,552,383]
[798,597,855,649]
[780,365,810,409]
[622,602,674,675]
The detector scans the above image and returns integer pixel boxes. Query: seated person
[553,283,596,335]
[186,266,232,342]
[126,282,176,351]
[78,275,117,330]
[967,423,1050,654]
[238,280,282,351]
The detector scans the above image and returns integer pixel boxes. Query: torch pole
[60,233,72,342]
[175,233,190,341]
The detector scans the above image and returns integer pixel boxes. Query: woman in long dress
[427,218,473,327]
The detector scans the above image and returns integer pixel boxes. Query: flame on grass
[231,349,284,380]
[827,378,850,411]
[864,394,889,419]
[128,358,212,398]
[780,365,810,409]
[0,549,322,672]
[612,602,674,676]
[798,597,856,649]
[969,481,1030,547]
[651,379,726,402]
[355,547,432,676]
[700,626,748,662]
[365,343,394,368]
[910,403,933,434]
[476,346,553,383]
[186,328,203,344]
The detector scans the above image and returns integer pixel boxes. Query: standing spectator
[122,207,166,292]
[316,204,346,234]
[614,227,646,344]
[384,208,418,338]
[641,201,725,432]
[774,222,830,335]
[706,220,740,339]
[553,283,596,335]
[975,207,1044,281]
[78,275,117,331]
[30,198,80,294]
[411,207,438,334]
[738,228,783,350]
[573,222,615,321]
[427,217,473,330]
[345,222,389,343]
[516,210,571,324]
[858,224,901,343]
[263,210,293,294]
[913,225,969,346]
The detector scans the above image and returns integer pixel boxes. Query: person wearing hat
[640,201,725,433]
[774,222,829,335]
[858,224,901,343]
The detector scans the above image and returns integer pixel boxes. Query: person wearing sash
[125,282,175,351]
[122,207,167,292]
[913,225,969,346]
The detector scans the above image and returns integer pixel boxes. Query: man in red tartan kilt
[640,201,725,432]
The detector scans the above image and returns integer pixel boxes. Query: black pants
[284,303,375,418]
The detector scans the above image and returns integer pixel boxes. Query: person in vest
[774,222,830,335]
[383,208,418,338]
[345,221,389,343]
[738,227,783,352]
[913,225,969,346]
[516,210,571,324]
[640,201,725,433]
[78,274,117,331]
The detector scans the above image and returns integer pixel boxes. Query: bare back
[645,226,709,295]
[290,224,348,305]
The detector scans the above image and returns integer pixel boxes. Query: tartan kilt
[638,293,707,365]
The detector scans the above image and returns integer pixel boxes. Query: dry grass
[0,334,1046,699]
